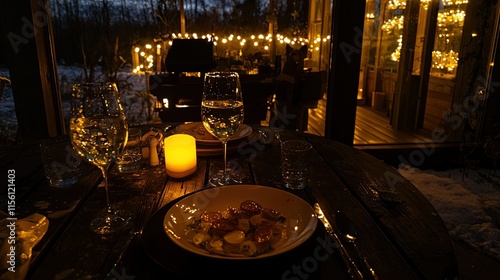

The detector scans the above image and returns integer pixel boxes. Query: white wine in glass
[201,72,244,186]
[69,82,131,234]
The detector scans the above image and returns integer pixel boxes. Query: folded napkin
[0,212,49,280]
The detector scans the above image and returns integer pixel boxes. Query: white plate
[163,185,318,259]
[172,122,252,145]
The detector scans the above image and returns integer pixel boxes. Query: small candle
[164,134,197,178]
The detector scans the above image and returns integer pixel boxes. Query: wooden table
[0,125,458,280]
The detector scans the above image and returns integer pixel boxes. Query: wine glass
[201,72,244,186]
[69,82,132,234]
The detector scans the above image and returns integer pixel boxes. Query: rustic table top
[0,125,458,280]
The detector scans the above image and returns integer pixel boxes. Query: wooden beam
[416,1,439,129]
[324,0,366,145]
[450,0,499,142]
[391,0,420,130]
[481,3,500,140]
[0,0,64,142]
[179,0,186,35]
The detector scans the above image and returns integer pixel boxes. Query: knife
[335,210,379,280]
[314,203,364,280]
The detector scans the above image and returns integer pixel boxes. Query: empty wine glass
[201,72,244,186]
[69,82,132,234]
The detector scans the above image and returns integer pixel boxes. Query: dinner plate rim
[162,185,318,260]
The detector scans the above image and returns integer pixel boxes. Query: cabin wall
[423,76,454,132]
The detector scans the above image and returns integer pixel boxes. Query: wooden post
[415,1,439,129]
[179,0,186,36]
[451,0,500,142]
[391,0,420,130]
[482,3,500,139]
[373,0,388,94]
[324,0,366,145]
[268,0,277,67]
[0,0,64,142]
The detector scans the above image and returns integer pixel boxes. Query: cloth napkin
[0,212,49,280]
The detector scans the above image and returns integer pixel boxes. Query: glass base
[90,210,132,234]
[208,170,243,187]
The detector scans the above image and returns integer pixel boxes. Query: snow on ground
[0,65,153,141]
[398,164,500,261]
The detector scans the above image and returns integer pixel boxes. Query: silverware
[314,203,364,280]
[335,210,379,280]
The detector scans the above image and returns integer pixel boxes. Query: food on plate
[185,200,287,257]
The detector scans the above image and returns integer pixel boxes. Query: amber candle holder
[164,134,197,178]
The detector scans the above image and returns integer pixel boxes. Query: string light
[383,0,467,73]
[131,32,328,74]
[432,50,459,72]
[388,0,406,10]
[133,45,157,73]
[382,16,404,33]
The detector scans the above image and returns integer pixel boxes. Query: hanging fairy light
[133,43,160,74]
[161,32,318,56]
[131,31,328,74]
[382,16,404,33]
[382,0,467,73]
[391,35,403,62]
[432,50,459,72]
[388,0,406,10]
[389,0,468,9]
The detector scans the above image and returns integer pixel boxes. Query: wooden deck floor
[305,96,435,146]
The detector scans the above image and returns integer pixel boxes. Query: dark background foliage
[46,0,308,80]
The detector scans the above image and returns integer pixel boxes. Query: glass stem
[99,166,113,214]
[222,140,228,181]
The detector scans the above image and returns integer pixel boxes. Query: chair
[293,70,327,108]
[274,71,327,131]
[149,74,275,124]
[165,39,216,77]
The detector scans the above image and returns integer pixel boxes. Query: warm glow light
[132,31,331,74]
[383,0,467,74]
[164,134,197,178]
[432,50,459,72]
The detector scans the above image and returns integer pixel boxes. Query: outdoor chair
[274,70,327,131]
[149,73,275,124]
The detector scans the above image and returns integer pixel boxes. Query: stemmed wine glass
[201,72,244,186]
[69,82,132,234]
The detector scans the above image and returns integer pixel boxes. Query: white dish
[163,185,317,259]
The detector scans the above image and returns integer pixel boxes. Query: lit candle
[164,134,197,178]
